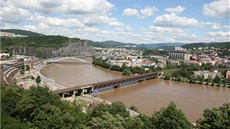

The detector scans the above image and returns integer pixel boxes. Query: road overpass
[0,62,23,85]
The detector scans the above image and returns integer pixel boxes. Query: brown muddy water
[41,63,230,122]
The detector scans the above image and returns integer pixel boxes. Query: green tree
[213,76,221,84]
[129,105,139,112]
[1,112,29,129]
[152,102,191,129]
[122,68,132,76]
[1,85,24,117]
[20,68,25,75]
[89,111,125,129]
[15,86,61,122]
[138,114,154,129]
[125,116,144,129]
[163,71,171,80]
[36,76,41,83]
[109,101,130,118]
[32,104,64,129]
[196,103,230,129]
[25,65,30,71]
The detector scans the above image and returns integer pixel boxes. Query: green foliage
[125,116,144,129]
[89,111,125,129]
[36,76,41,83]
[1,85,87,128]
[1,29,44,36]
[1,85,24,117]
[90,101,130,118]
[138,114,154,129]
[2,84,228,129]
[129,105,139,112]
[182,42,230,49]
[152,102,191,129]
[122,68,132,76]
[196,103,230,129]
[163,71,171,80]
[109,101,130,118]
[92,58,110,69]
[1,112,29,129]
[213,76,221,84]
[150,58,159,63]
[1,36,72,49]
[92,58,146,75]
[111,65,123,71]
[143,49,167,56]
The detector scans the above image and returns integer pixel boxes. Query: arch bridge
[45,57,91,64]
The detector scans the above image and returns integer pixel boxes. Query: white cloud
[123,8,138,16]
[139,7,158,18]
[123,6,158,18]
[207,31,230,41]
[150,26,184,33]
[29,14,84,28]
[211,24,222,30]
[203,0,229,18]
[165,5,185,14]
[0,5,31,23]
[0,0,113,15]
[83,15,124,27]
[154,13,200,28]
[208,31,230,37]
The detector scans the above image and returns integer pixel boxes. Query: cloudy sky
[1,0,229,44]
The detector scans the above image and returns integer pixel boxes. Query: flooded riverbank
[41,63,230,122]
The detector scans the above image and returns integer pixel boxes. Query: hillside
[1,35,77,49]
[140,43,184,49]
[0,35,83,58]
[1,29,45,36]
[87,40,136,48]
[182,42,230,49]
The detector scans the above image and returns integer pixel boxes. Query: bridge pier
[61,92,66,99]
[114,85,121,89]
[53,72,160,98]
[72,91,77,97]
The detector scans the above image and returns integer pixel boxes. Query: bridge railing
[53,72,160,94]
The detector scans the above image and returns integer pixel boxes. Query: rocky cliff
[52,42,97,57]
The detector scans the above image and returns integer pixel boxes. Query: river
[41,63,230,122]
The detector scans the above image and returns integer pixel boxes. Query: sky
[0,0,229,44]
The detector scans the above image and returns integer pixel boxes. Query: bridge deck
[53,72,160,94]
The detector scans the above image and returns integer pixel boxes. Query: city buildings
[193,70,221,79]
[226,71,230,80]
[168,51,191,60]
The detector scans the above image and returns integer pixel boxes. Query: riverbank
[161,76,230,88]
[30,61,230,122]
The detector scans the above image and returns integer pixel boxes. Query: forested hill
[1,29,45,36]
[182,42,230,49]
[1,35,80,49]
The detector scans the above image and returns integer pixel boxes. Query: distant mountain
[139,43,185,49]
[87,40,136,48]
[88,40,184,49]
[182,42,230,49]
[1,29,45,36]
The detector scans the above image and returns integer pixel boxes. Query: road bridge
[45,57,91,64]
[53,72,162,98]
[0,62,23,85]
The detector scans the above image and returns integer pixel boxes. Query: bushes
[1,85,229,128]
[92,58,146,75]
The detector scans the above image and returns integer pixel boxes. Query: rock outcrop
[52,42,97,57]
